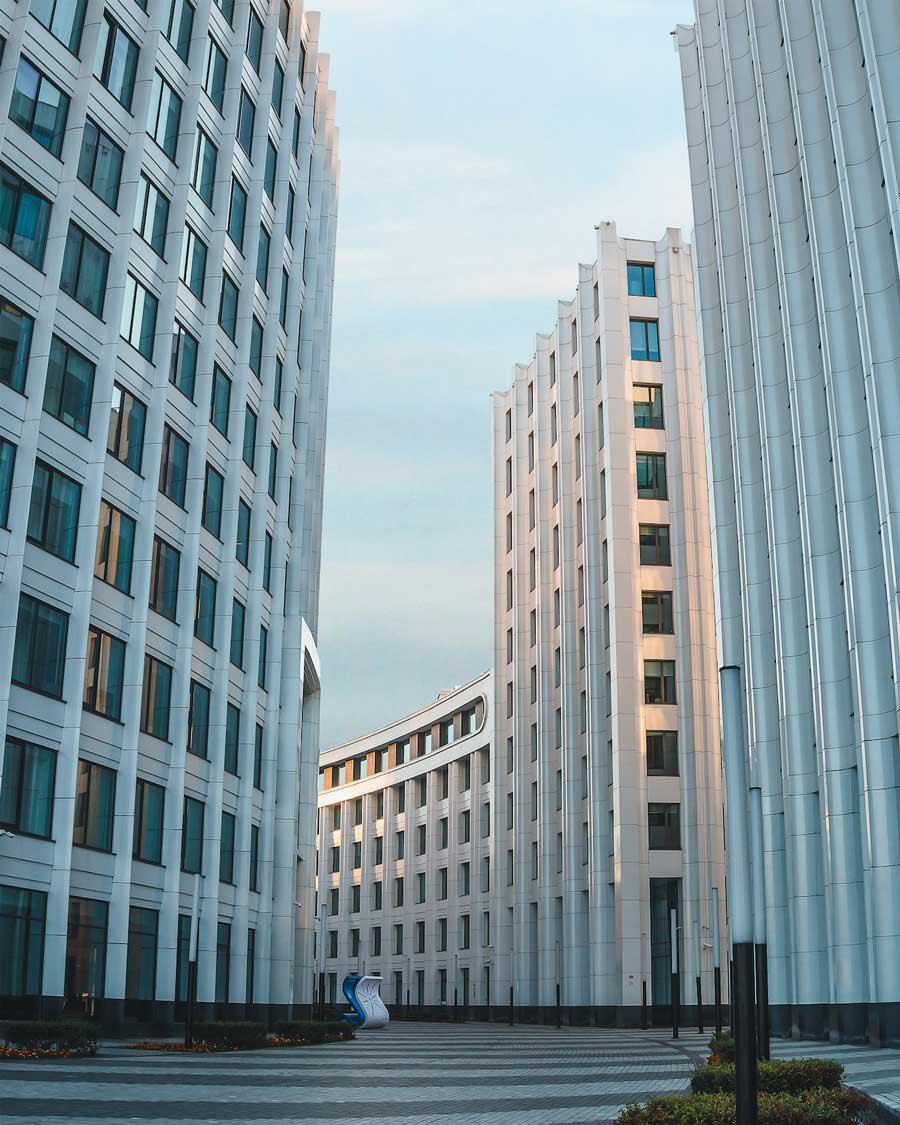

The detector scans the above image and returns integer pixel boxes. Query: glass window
[648,803,681,849]
[213,0,235,24]
[237,88,255,157]
[640,523,671,566]
[120,274,158,361]
[31,0,87,54]
[43,336,94,435]
[188,679,211,759]
[0,438,14,527]
[107,383,146,473]
[225,704,240,775]
[644,659,677,705]
[73,758,116,850]
[0,737,56,838]
[141,654,173,740]
[126,906,158,1000]
[274,357,283,413]
[0,164,52,269]
[0,885,47,997]
[180,227,207,299]
[60,223,109,318]
[249,824,259,891]
[209,366,231,437]
[182,795,204,873]
[219,273,238,339]
[94,499,135,594]
[166,0,195,62]
[258,624,268,689]
[77,119,124,210]
[149,536,180,621]
[627,262,656,297]
[250,317,263,377]
[253,723,263,789]
[243,406,257,469]
[263,531,273,592]
[647,731,678,777]
[642,591,674,635]
[227,177,247,250]
[10,56,70,157]
[236,499,251,566]
[159,425,189,506]
[133,778,164,863]
[292,107,301,158]
[634,384,664,429]
[268,443,277,498]
[194,568,217,646]
[202,464,224,537]
[94,14,139,110]
[264,139,277,201]
[134,174,169,257]
[65,896,108,1001]
[279,269,289,327]
[82,627,125,720]
[203,36,227,112]
[27,459,81,562]
[278,0,291,39]
[215,921,230,1002]
[256,225,270,290]
[246,7,263,72]
[230,599,245,668]
[272,61,284,116]
[220,810,235,882]
[192,129,217,207]
[630,318,661,362]
[636,452,667,500]
[170,323,198,399]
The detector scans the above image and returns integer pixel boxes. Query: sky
[315,0,696,748]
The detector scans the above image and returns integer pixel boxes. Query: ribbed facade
[316,674,495,1016]
[491,224,725,1023]
[0,0,338,1028]
[677,1,900,1042]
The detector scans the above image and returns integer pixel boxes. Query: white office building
[316,674,495,1016]
[677,1,900,1044]
[0,0,339,1029]
[491,224,725,1024]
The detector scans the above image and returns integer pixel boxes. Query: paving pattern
[0,1022,707,1125]
[5,1021,899,1125]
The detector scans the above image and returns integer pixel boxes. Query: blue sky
[315,0,696,747]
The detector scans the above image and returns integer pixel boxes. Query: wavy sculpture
[341,973,390,1029]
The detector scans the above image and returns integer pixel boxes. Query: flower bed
[1,1020,98,1060]
[616,1037,878,1124]
[127,1019,355,1053]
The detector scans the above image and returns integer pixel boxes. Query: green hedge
[617,1088,874,1124]
[272,1020,354,1043]
[692,1060,845,1096]
[193,1021,267,1049]
[708,1035,735,1061]
[3,1020,98,1055]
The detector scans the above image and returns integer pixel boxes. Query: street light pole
[670,908,679,1040]
[721,666,758,1125]
[750,787,769,1060]
[317,902,327,1020]
[555,940,561,1028]
[185,873,201,1049]
[712,886,722,1036]
[695,919,703,1033]
[454,953,459,1022]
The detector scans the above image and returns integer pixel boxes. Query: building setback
[492,224,725,1024]
[316,674,494,1015]
[0,0,338,1028]
[677,2,900,1045]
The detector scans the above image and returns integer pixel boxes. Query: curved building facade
[316,674,495,1016]
[0,0,339,1027]
[492,224,725,1024]
[677,2,900,1042]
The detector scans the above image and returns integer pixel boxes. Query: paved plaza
[1,1021,899,1125]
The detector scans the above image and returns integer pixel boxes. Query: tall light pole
[555,940,562,1028]
[712,886,722,1036]
[185,873,201,1048]
[670,908,679,1039]
[750,787,769,1059]
[317,902,327,1019]
[694,919,703,1033]
[721,666,758,1124]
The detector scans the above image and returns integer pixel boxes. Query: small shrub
[193,1021,267,1049]
[692,1059,845,1096]
[707,1034,735,1062]
[617,1088,875,1124]
[272,1020,354,1044]
[2,1020,98,1056]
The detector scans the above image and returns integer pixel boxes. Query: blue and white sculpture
[341,973,390,1029]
